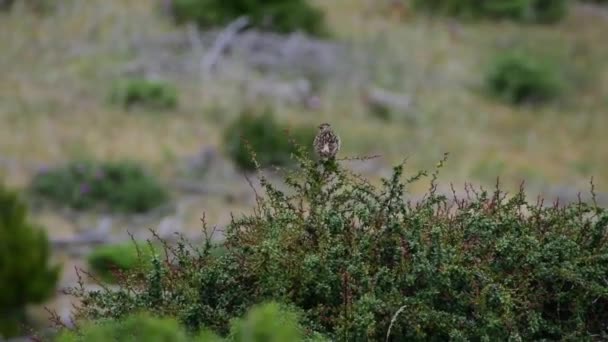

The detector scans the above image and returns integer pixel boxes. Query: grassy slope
[0,0,607,212]
[1,1,606,193]
[321,0,608,190]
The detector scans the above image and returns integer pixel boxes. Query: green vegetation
[87,243,162,283]
[223,107,315,171]
[486,51,564,105]
[66,150,608,340]
[55,312,216,342]
[55,302,328,342]
[0,183,59,338]
[170,0,327,36]
[411,0,569,23]
[110,79,178,110]
[228,302,313,342]
[30,160,169,213]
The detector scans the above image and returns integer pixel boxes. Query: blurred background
[0,0,607,339]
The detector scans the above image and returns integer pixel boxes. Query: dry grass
[1,0,607,210]
[319,0,608,191]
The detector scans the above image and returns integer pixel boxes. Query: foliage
[65,147,608,340]
[170,0,327,36]
[486,51,564,105]
[228,302,303,342]
[55,303,328,342]
[30,160,168,213]
[223,107,315,171]
[54,312,218,342]
[411,0,569,23]
[87,243,163,283]
[0,183,59,338]
[110,79,178,110]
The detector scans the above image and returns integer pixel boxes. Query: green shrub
[170,0,327,36]
[486,51,564,105]
[67,149,608,340]
[55,303,327,342]
[30,160,168,213]
[110,79,178,110]
[223,107,315,171]
[228,302,331,341]
[411,0,569,23]
[54,312,219,342]
[228,302,302,342]
[87,243,162,283]
[0,183,59,338]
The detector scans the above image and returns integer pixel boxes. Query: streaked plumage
[313,123,340,160]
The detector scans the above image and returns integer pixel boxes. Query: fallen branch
[201,16,250,76]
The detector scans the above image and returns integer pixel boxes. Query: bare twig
[337,154,382,162]
[386,305,407,342]
[243,173,261,202]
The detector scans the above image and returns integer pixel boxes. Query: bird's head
[318,123,331,130]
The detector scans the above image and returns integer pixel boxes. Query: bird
[313,123,341,160]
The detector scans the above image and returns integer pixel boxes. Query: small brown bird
[313,123,341,160]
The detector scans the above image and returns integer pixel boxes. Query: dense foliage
[55,312,215,342]
[223,108,315,171]
[170,0,327,36]
[411,0,569,23]
[486,51,564,105]
[30,160,168,213]
[87,243,162,283]
[55,302,328,342]
[0,184,59,338]
[227,302,320,341]
[110,79,178,110]
[65,148,608,340]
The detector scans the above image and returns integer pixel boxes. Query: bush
[223,107,315,171]
[55,303,327,342]
[66,149,608,340]
[30,160,168,213]
[87,243,162,283]
[228,302,304,342]
[110,79,178,110]
[0,183,59,338]
[486,51,564,105]
[170,0,327,36]
[54,312,218,342]
[411,0,569,23]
